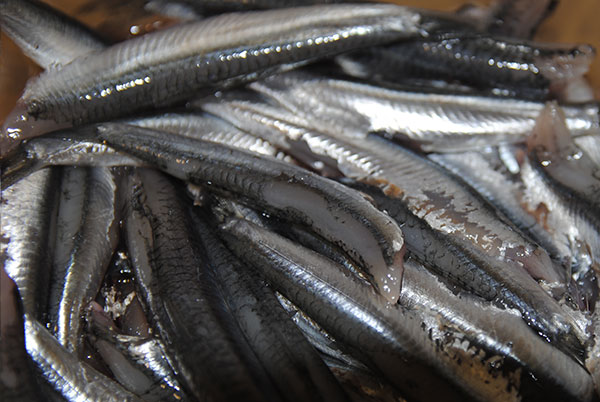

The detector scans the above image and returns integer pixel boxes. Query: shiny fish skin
[219,217,526,402]
[98,123,406,303]
[337,34,594,100]
[430,147,600,307]
[0,270,45,402]
[0,132,145,191]
[191,208,349,402]
[122,168,279,402]
[204,99,587,360]
[247,71,600,151]
[129,112,288,159]
[47,167,88,335]
[55,167,120,353]
[24,317,144,402]
[0,0,104,69]
[9,4,430,144]
[400,257,595,402]
[1,168,60,319]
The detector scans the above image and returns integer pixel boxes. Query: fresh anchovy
[86,303,190,401]
[400,257,595,402]
[336,33,594,100]
[247,72,600,152]
[0,270,45,402]
[55,167,120,353]
[47,167,88,334]
[528,102,600,213]
[191,208,349,402]
[1,168,60,319]
[219,217,531,402]
[0,0,104,69]
[0,130,145,191]
[2,4,442,156]
[87,303,188,402]
[274,292,369,372]
[204,99,586,359]
[430,147,600,310]
[99,123,405,303]
[122,168,280,402]
[24,316,143,402]
[129,113,289,159]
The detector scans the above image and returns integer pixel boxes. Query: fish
[87,302,189,402]
[0,269,45,402]
[1,3,446,156]
[190,207,349,402]
[198,95,587,360]
[1,168,60,319]
[336,33,595,101]
[97,122,406,303]
[219,216,533,402]
[430,146,600,310]
[0,0,104,69]
[246,71,600,152]
[54,167,120,353]
[399,257,595,402]
[24,316,144,402]
[0,130,145,191]
[122,167,281,401]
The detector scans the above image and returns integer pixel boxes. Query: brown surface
[1,0,599,123]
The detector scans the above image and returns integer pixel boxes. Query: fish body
[98,123,406,303]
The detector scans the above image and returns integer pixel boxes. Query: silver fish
[98,123,406,303]
[248,71,600,152]
[122,168,281,402]
[430,146,600,309]
[24,316,144,402]
[200,97,586,359]
[55,167,120,353]
[191,208,349,402]
[1,168,60,318]
[2,3,438,155]
[220,217,528,402]
[0,0,104,69]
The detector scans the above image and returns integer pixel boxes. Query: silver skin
[98,122,406,303]
[400,258,595,402]
[199,96,587,360]
[431,146,600,295]
[248,71,600,152]
[0,0,104,69]
[1,168,60,318]
[129,113,289,160]
[122,168,282,402]
[0,270,44,402]
[47,167,89,335]
[24,317,144,402]
[87,304,189,402]
[191,209,349,402]
[54,167,120,353]
[2,3,437,155]
[221,217,556,402]
[0,113,285,190]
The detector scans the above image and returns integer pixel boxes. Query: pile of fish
[1,0,600,401]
